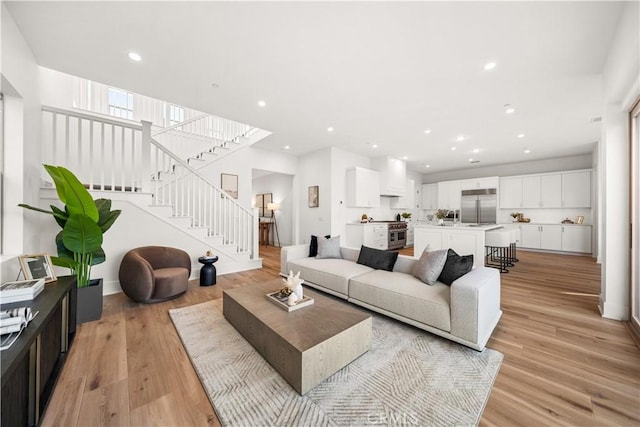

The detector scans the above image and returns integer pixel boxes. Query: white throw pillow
[316,235,342,259]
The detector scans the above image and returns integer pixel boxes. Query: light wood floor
[41,246,640,426]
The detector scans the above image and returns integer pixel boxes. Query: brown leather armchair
[119,246,191,303]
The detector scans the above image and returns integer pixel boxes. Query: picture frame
[256,192,273,218]
[19,253,57,283]
[221,173,238,199]
[308,185,319,208]
[576,215,585,224]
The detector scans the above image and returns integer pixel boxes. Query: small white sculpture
[287,293,299,306]
[283,270,304,300]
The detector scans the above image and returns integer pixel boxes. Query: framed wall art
[19,253,57,283]
[221,173,238,199]
[308,185,319,208]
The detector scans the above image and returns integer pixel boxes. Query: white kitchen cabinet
[346,223,387,250]
[346,167,380,208]
[500,176,523,208]
[561,225,592,253]
[459,176,499,190]
[437,180,461,211]
[519,224,562,250]
[562,171,591,207]
[522,174,561,208]
[421,184,438,210]
[406,223,414,246]
[414,185,422,209]
[391,179,415,209]
[372,156,406,196]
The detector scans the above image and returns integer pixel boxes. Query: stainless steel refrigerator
[460,188,497,224]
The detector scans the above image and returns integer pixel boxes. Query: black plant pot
[75,278,104,324]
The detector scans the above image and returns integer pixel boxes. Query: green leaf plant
[19,165,121,287]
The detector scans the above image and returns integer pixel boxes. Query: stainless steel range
[372,221,408,250]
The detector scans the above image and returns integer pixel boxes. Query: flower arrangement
[435,209,449,220]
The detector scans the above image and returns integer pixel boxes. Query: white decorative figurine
[283,270,304,300]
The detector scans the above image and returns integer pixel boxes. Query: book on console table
[0,278,45,304]
[266,291,314,312]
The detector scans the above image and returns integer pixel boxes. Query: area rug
[169,299,503,427]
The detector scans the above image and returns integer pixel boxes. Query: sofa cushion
[288,257,373,296]
[412,248,448,285]
[316,235,342,259]
[309,234,331,257]
[356,245,399,271]
[349,270,451,332]
[438,249,474,286]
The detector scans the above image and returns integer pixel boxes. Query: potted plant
[401,212,412,221]
[19,165,121,324]
[510,212,521,222]
[435,209,449,225]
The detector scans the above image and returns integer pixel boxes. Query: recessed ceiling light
[402,156,408,160]
[283,145,290,150]
[456,136,464,142]
[425,164,430,168]
[484,62,496,71]
[524,148,531,154]
[469,158,474,162]
[327,127,334,132]
[424,129,432,134]
[504,104,515,114]
[451,147,457,151]
[472,148,480,153]
[372,144,378,149]
[128,52,142,62]
[257,100,266,108]
[517,133,525,138]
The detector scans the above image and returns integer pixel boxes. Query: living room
[1,1,639,426]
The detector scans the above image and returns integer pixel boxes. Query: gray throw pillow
[316,235,342,259]
[412,248,448,285]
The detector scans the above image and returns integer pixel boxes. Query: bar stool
[508,228,519,266]
[485,230,511,273]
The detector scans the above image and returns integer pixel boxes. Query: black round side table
[198,256,219,286]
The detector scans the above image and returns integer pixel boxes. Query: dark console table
[1,276,76,426]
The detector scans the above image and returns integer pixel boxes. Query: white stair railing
[41,106,257,259]
[151,114,259,164]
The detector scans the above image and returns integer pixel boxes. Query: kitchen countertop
[414,223,503,231]
[499,222,592,226]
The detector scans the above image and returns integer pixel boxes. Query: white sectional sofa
[281,244,502,351]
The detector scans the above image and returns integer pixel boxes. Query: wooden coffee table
[223,279,372,395]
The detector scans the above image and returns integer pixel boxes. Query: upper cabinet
[346,167,380,207]
[421,183,438,210]
[499,170,591,209]
[437,180,462,211]
[562,170,591,208]
[459,176,499,190]
[372,156,406,196]
[391,179,415,209]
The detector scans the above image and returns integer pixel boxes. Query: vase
[438,219,444,225]
[76,278,103,324]
[293,284,303,300]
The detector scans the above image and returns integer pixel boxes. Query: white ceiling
[6,1,624,173]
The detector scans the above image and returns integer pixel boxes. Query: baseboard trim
[625,320,640,350]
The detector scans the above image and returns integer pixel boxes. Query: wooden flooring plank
[38,246,640,426]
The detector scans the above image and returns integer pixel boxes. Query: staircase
[40,106,266,273]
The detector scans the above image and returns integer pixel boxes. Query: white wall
[422,154,593,184]
[1,4,42,255]
[598,0,639,320]
[252,172,294,246]
[297,148,332,243]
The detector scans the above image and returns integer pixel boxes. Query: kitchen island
[414,223,503,267]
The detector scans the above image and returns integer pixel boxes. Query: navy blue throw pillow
[437,249,473,286]
[356,245,399,271]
